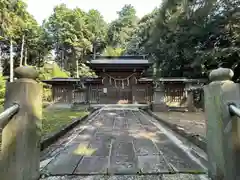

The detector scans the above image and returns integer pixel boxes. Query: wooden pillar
[132,85,136,103]
[85,86,88,104]
[204,68,240,180]
[52,86,55,102]
[69,86,73,104]
[88,84,91,104]
[0,66,42,180]
[97,86,99,104]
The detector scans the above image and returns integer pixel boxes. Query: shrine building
[85,56,153,104]
[43,56,207,112]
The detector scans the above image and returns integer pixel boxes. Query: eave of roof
[88,59,151,65]
[43,78,81,82]
[138,78,154,82]
[155,78,207,83]
[42,78,85,85]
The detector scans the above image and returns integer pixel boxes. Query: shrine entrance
[118,88,132,103]
[99,86,132,104]
[100,72,137,104]
[86,56,153,105]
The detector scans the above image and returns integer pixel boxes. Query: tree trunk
[24,48,27,66]
[0,47,2,74]
[19,34,25,67]
[38,51,41,67]
[93,45,96,59]
[76,59,79,78]
[10,39,14,82]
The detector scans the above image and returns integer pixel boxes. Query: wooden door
[89,85,100,104]
[118,88,132,103]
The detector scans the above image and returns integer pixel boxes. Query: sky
[25,0,162,24]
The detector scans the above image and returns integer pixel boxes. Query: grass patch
[0,108,88,150]
[42,108,88,137]
[0,106,87,137]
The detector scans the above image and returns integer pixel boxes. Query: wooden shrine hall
[43,56,207,111]
[85,56,153,104]
[43,56,153,105]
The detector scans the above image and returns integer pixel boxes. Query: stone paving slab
[148,111,207,151]
[88,134,112,157]
[137,155,170,173]
[40,108,208,179]
[41,174,208,180]
[111,141,135,156]
[153,112,206,138]
[155,141,203,172]
[133,138,159,156]
[109,155,138,174]
[75,156,108,174]
[43,152,81,175]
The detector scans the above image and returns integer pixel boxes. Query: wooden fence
[72,90,86,103]
[53,86,86,104]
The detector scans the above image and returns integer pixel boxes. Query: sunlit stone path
[40,107,209,180]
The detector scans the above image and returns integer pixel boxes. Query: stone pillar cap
[209,68,234,81]
[15,66,38,80]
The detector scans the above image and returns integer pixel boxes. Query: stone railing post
[204,68,240,180]
[152,83,167,111]
[0,66,42,180]
[186,89,195,112]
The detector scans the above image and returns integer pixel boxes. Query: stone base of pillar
[152,103,168,112]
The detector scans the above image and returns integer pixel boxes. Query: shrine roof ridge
[94,55,148,59]
[87,59,151,64]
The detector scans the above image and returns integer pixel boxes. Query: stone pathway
[40,108,209,180]
[40,174,209,180]
[154,112,206,138]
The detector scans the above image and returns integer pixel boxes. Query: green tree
[124,0,240,79]
[102,46,124,56]
[86,9,107,45]
[0,0,24,81]
[107,4,138,49]
[124,8,159,55]
[0,0,51,77]
[43,4,107,76]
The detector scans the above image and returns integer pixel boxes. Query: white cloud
[25,0,162,24]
